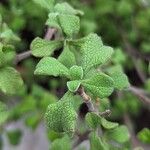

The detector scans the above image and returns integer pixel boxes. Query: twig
[128,86,150,105]
[44,28,56,40]
[123,113,141,148]
[15,27,56,64]
[99,109,111,117]
[73,130,91,149]
[77,86,95,112]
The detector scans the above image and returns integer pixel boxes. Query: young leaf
[69,65,83,80]
[0,23,20,42]
[90,132,109,150]
[85,112,101,129]
[58,14,80,37]
[105,125,130,143]
[72,33,113,72]
[54,2,84,15]
[33,0,55,10]
[51,135,71,150]
[137,128,150,144]
[58,43,76,68]
[34,57,70,77]
[0,67,23,94]
[67,80,81,92]
[45,92,77,134]
[0,101,9,125]
[82,73,114,98]
[31,37,63,57]
[101,118,118,130]
[107,65,130,90]
[46,13,60,29]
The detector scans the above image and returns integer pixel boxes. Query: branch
[77,86,95,112]
[128,86,150,105]
[73,130,91,149]
[15,27,56,64]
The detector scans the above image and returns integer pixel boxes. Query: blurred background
[0,0,150,149]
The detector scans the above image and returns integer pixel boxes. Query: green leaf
[33,0,55,10]
[31,37,63,57]
[7,129,22,145]
[58,43,76,68]
[46,13,60,29]
[45,92,77,134]
[82,73,114,98]
[107,65,130,90]
[69,65,83,80]
[85,112,101,129]
[51,135,71,150]
[34,57,70,78]
[47,130,62,142]
[54,2,84,15]
[0,43,5,67]
[137,128,150,144]
[0,101,9,125]
[58,14,80,37]
[72,33,113,72]
[25,113,40,129]
[0,23,20,42]
[0,67,23,94]
[67,80,81,92]
[101,118,118,130]
[112,48,127,64]
[105,125,130,143]
[90,132,109,150]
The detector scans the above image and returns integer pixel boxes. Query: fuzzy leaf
[83,73,114,98]
[58,44,76,68]
[107,65,130,90]
[58,14,80,37]
[31,37,63,57]
[0,23,20,42]
[0,67,23,94]
[46,13,60,29]
[0,101,9,125]
[45,92,77,134]
[85,112,101,129]
[69,65,83,80]
[54,2,83,15]
[101,118,118,130]
[67,80,81,92]
[105,125,130,143]
[51,135,71,150]
[34,57,70,77]
[72,33,113,72]
[137,128,150,144]
[90,132,109,150]
[33,0,55,10]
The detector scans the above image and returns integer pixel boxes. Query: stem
[73,130,91,149]
[129,86,150,105]
[77,86,95,112]
[15,27,56,64]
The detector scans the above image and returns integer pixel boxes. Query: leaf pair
[85,112,118,130]
[35,56,114,98]
[46,2,82,37]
